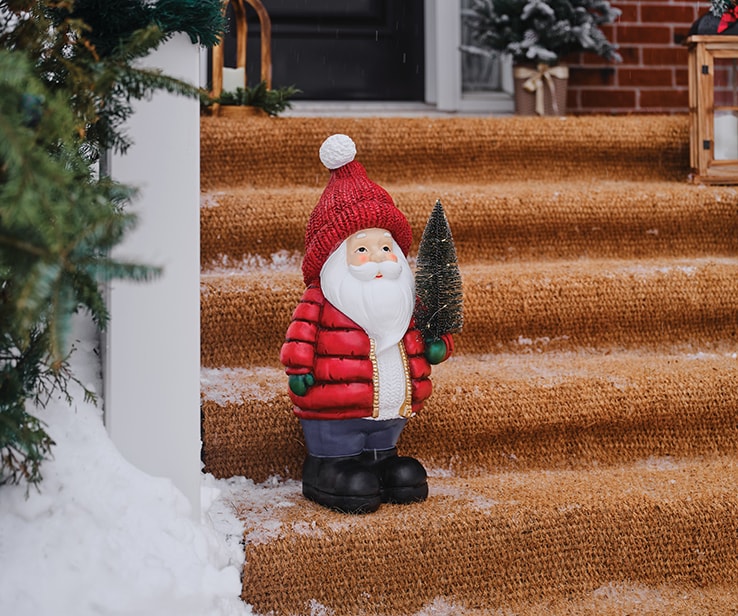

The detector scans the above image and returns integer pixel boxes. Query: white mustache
[348,260,403,281]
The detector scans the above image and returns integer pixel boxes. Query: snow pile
[0,384,251,616]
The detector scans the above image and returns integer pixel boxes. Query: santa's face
[321,227,415,352]
[346,228,399,269]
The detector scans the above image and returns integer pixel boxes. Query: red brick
[612,46,641,65]
[581,88,637,108]
[713,65,738,89]
[616,25,672,45]
[675,67,688,87]
[714,89,738,106]
[618,67,673,87]
[642,46,688,66]
[614,0,641,10]
[673,25,694,40]
[639,88,689,109]
[615,4,639,22]
[600,24,615,41]
[575,52,623,66]
[568,67,617,86]
[640,4,697,25]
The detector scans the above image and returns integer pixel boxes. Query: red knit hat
[302,134,412,285]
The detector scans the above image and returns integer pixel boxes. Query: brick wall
[566,0,708,114]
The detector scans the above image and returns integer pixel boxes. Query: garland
[710,0,738,32]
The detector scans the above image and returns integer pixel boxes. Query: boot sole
[383,482,429,504]
[303,483,382,514]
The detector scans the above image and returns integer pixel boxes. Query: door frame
[424,0,513,113]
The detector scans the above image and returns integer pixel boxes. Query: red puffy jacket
[280,285,452,420]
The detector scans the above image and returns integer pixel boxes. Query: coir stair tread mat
[201,349,738,482]
[199,114,738,614]
[201,181,738,265]
[233,456,738,616]
[201,257,738,367]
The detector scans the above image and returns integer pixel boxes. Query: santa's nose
[371,250,398,263]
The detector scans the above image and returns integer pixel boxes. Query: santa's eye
[382,245,392,252]
[355,246,367,253]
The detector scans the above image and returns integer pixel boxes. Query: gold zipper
[370,339,413,419]
[370,339,379,418]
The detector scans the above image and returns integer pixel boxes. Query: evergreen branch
[153,0,226,47]
[0,233,48,258]
[45,270,75,364]
[0,0,223,487]
[215,82,302,116]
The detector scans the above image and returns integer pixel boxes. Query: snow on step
[201,366,302,482]
[410,348,738,474]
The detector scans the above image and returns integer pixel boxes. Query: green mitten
[288,373,315,396]
[424,338,447,365]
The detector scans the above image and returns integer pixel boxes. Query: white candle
[714,110,738,160]
[222,67,245,93]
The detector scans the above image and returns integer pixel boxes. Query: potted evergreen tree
[462,0,621,115]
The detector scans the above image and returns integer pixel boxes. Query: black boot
[301,454,382,514]
[361,448,428,504]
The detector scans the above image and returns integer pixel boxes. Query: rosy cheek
[357,254,369,264]
[388,253,398,262]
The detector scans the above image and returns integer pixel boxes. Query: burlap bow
[513,64,569,115]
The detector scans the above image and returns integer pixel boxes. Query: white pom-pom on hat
[319,134,356,170]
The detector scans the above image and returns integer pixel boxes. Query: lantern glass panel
[713,57,738,160]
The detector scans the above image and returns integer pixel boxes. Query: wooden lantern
[687,35,738,184]
[210,0,272,115]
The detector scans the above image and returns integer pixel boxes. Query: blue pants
[300,418,407,458]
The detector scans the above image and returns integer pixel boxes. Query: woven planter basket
[215,105,269,119]
[513,64,568,116]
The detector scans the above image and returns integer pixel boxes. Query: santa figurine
[280,134,454,514]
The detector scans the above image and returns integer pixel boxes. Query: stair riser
[201,397,302,481]
[201,263,738,368]
[201,188,738,266]
[201,116,689,190]
[461,261,738,354]
[201,360,738,481]
[200,277,295,367]
[411,378,738,475]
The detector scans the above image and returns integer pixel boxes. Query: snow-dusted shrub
[462,0,622,65]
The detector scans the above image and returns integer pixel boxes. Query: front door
[223,0,425,101]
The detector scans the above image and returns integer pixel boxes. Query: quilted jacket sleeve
[279,286,322,375]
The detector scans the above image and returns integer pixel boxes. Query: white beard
[320,239,415,353]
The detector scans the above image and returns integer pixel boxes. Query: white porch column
[105,34,201,516]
